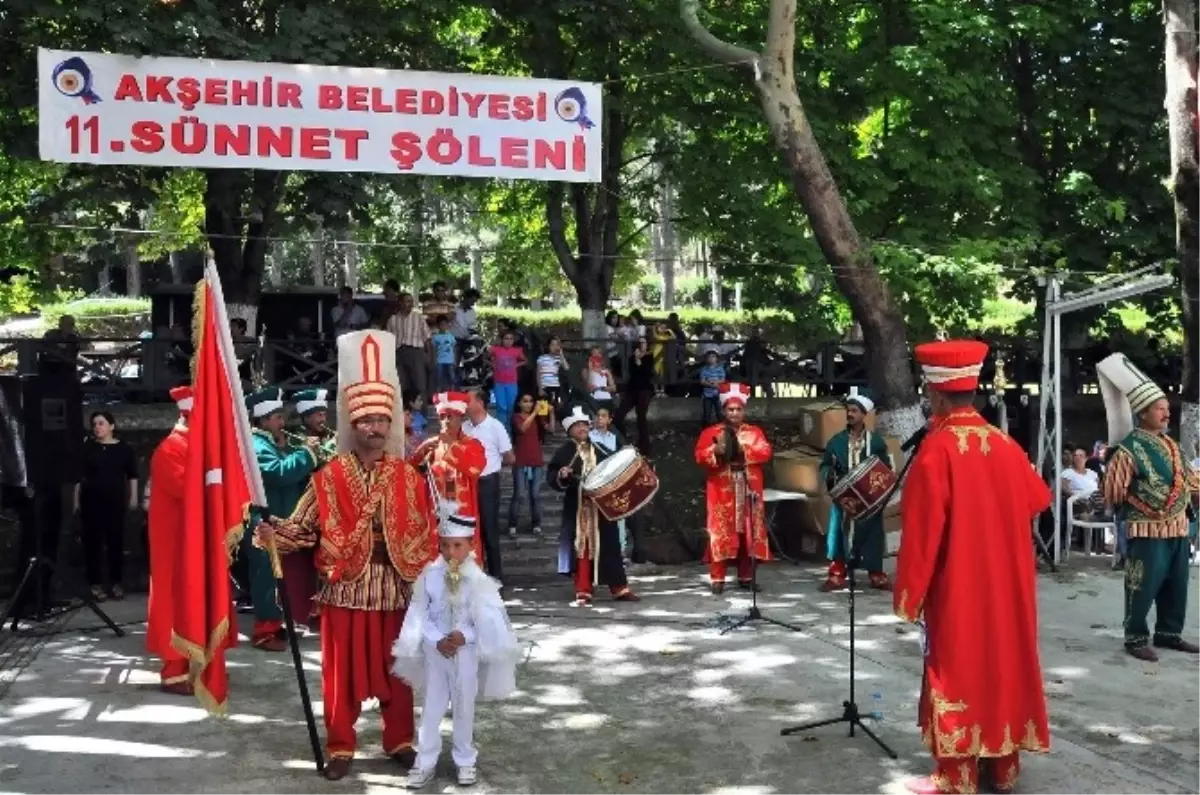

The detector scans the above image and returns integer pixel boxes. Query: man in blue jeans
[431,315,458,391]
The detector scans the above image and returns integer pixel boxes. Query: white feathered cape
[390,555,520,700]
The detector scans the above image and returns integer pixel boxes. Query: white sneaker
[457,765,478,786]
[507,527,517,539]
[531,526,542,536]
[406,767,435,789]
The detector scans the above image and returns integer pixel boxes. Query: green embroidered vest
[1114,429,1186,524]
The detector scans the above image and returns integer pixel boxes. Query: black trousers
[615,387,653,454]
[477,472,504,582]
[79,489,126,587]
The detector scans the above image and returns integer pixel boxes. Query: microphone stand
[779,433,929,759]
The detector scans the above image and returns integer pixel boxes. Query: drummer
[694,383,774,594]
[819,388,894,592]
[546,406,640,607]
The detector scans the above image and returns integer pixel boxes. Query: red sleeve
[149,433,188,501]
[694,426,722,471]
[1022,451,1052,519]
[742,426,773,465]
[894,436,950,622]
[459,438,487,478]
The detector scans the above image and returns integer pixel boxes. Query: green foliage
[139,170,206,259]
[41,296,151,336]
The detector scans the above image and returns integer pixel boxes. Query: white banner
[37,48,602,183]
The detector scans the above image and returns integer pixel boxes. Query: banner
[37,48,602,183]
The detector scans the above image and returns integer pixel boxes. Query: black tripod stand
[779,550,897,757]
[718,491,805,635]
[0,489,123,637]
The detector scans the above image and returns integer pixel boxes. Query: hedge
[41,297,151,337]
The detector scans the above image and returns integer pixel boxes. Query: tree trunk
[657,176,677,310]
[203,169,285,317]
[343,231,360,290]
[470,249,483,290]
[1164,0,1199,459]
[310,216,326,287]
[125,243,142,298]
[681,0,921,438]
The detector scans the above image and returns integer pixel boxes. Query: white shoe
[406,767,435,789]
[457,765,478,786]
[507,528,517,539]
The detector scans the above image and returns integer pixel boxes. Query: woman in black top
[73,411,138,600]
[614,337,656,455]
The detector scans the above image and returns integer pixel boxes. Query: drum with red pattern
[829,455,896,520]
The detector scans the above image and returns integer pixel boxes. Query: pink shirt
[490,345,522,383]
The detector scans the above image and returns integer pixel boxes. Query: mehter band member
[1097,353,1200,661]
[410,391,487,562]
[286,387,334,629]
[694,383,773,594]
[244,385,317,652]
[895,339,1052,795]
[146,386,196,695]
[547,406,640,606]
[255,330,438,781]
[820,388,893,591]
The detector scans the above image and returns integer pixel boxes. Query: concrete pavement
[0,547,1196,794]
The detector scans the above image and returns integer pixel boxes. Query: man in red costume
[895,340,1052,795]
[694,383,773,594]
[410,391,487,562]
[145,385,195,695]
[255,330,438,781]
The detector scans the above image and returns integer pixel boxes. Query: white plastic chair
[1066,492,1116,563]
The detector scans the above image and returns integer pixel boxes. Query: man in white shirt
[463,388,514,583]
[1060,446,1099,497]
[452,289,480,341]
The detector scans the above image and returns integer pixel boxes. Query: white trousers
[415,643,479,770]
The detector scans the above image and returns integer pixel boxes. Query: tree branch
[544,183,579,283]
[679,0,761,69]
[617,220,654,253]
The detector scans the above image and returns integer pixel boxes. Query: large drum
[829,455,896,520]
[582,447,659,522]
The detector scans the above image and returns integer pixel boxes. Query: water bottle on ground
[869,692,884,722]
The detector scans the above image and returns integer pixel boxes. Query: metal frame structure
[1033,264,1175,565]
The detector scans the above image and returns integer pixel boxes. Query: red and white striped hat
[434,391,470,417]
[718,382,750,407]
[169,385,194,417]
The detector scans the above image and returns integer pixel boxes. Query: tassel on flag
[170,256,266,714]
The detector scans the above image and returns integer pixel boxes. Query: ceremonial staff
[205,260,324,773]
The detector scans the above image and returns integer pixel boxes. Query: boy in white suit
[393,503,520,789]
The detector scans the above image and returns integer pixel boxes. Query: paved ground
[1,537,1197,795]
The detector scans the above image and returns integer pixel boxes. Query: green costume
[820,428,893,574]
[1108,429,1196,649]
[242,388,317,626]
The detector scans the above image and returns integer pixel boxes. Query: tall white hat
[1095,353,1167,445]
[336,330,404,456]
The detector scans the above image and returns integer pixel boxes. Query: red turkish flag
[170,261,265,714]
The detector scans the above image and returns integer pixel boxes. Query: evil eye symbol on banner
[554,87,595,130]
[52,56,102,104]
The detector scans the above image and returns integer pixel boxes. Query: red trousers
[933,753,1020,794]
[160,658,189,686]
[321,604,414,759]
[574,557,631,599]
[709,552,753,583]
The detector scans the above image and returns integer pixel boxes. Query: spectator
[39,314,81,378]
[386,293,431,397]
[464,387,514,583]
[536,336,569,432]
[604,310,622,375]
[614,337,655,455]
[507,392,548,538]
[423,281,456,326]
[650,321,674,396]
[1086,441,1108,477]
[700,349,727,425]
[741,326,775,398]
[489,330,526,430]
[583,346,616,414]
[74,410,138,602]
[230,317,257,385]
[452,288,480,341]
[331,286,370,336]
[431,315,458,391]
[376,279,402,329]
[1061,445,1099,497]
[698,325,735,361]
[405,390,428,443]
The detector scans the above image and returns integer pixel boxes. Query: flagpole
[204,253,325,774]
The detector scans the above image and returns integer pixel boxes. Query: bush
[42,297,151,337]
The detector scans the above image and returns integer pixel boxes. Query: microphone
[901,425,929,453]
